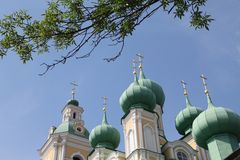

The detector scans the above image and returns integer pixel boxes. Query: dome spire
[132,59,139,84]
[136,53,146,79]
[70,81,78,100]
[67,81,79,106]
[180,80,192,107]
[102,96,108,124]
[200,74,213,107]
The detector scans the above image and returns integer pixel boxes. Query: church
[38,55,240,160]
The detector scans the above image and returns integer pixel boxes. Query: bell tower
[136,54,167,146]
[120,58,165,160]
[39,83,91,160]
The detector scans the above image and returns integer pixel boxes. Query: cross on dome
[180,80,192,106]
[136,53,144,69]
[70,81,78,100]
[132,59,138,75]
[200,74,209,95]
[102,96,107,113]
[180,80,188,96]
[200,74,214,106]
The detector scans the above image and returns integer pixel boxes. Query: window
[72,155,83,160]
[128,130,134,154]
[73,112,76,119]
[177,151,188,160]
[77,127,82,132]
[144,126,156,151]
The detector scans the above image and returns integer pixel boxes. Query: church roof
[54,121,89,139]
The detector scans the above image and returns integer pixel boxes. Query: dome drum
[207,133,239,160]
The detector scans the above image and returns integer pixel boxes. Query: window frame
[176,150,188,160]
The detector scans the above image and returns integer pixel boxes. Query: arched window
[144,126,156,151]
[72,155,83,160]
[73,112,76,119]
[128,130,134,154]
[177,151,188,160]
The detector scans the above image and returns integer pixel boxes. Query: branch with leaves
[0,0,213,75]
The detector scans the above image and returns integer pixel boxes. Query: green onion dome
[175,97,203,135]
[67,99,79,106]
[138,68,165,107]
[89,111,120,149]
[119,73,156,114]
[192,96,240,149]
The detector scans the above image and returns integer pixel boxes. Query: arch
[71,152,85,160]
[72,156,82,160]
[176,151,188,160]
[162,140,198,160]
[173,142,193,160]
[128,129,134,154]
[143,124,157,152]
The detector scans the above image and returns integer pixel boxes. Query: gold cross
[102,96,107,112]
[70,81,78,100]
[132,59,137,74]
[200,74,209,95]
[180,80,188,96]
[136,53,144,69]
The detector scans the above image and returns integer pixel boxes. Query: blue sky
[0,1,240,160]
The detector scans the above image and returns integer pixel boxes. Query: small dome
[67,99,79,106]
[192,103,240,149]
[89,112,120,149]
[175,100,203,135]
[119,81,156,114]
[138,70,165,107]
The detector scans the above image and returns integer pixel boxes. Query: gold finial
[181,80,188,96]
[132,59,138,75]
[70,81,78,100]
[136,53,144,69]
[200,74,209,95]
[102,96,107,113]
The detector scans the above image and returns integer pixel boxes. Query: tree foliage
[0,0,212,74]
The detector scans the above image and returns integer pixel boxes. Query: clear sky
[0,1,240,160]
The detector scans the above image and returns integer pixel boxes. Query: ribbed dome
[89,111,120,149]
[119,79,156,114]
[138,69,165,107]
[175,98,203,135]
[67,99,79,106]
[192,99,240,149]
